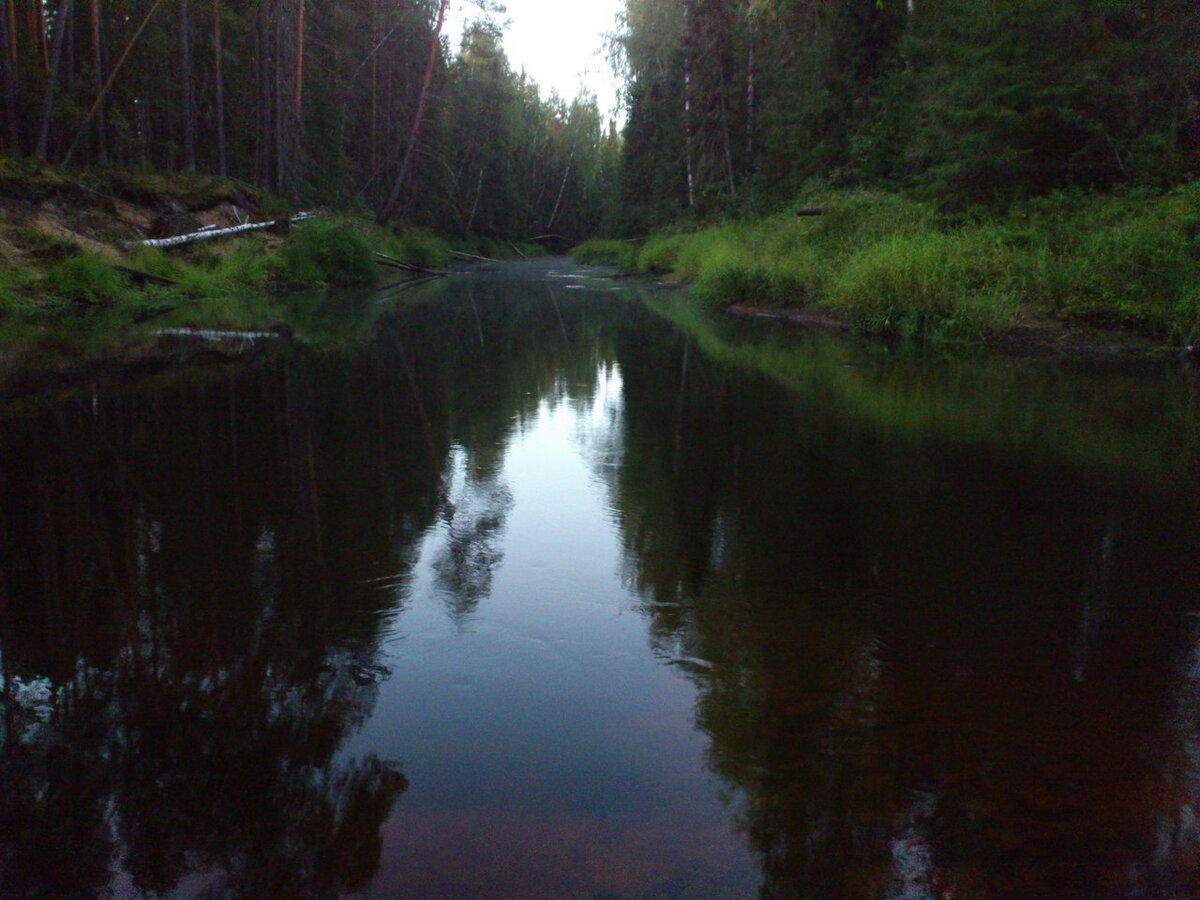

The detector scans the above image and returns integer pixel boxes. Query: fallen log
[795,206,828,217]
[114,264,176,286]
[507,241,528,259]
[450,249,498,263]
[377,274,444,297]
[374,252,448,277]
[127,212,314,250]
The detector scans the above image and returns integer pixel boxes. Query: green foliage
[826,231,1020,337]
[572,240,640,270]
[40,254,131,305]
[614,0,1198,222]
[279,220,378,288]
[643,184,1200,340]
[128,241,276,298]
[393,228,453,270]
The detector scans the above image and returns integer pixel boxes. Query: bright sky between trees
[444,0,626,124]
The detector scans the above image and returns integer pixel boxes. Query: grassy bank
[578,184,1200,342]
[0,159,502,348]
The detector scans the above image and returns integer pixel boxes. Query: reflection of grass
[649,297,1197,484]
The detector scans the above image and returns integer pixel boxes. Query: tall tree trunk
[6,0,16,70]
[376,0,447,226]
[547,155,572,232]
[273,0,285,193]
[63,0,166,166]
[37,0,49,71]
[179,0,195,171]
[1,0,18,152]
[745,28,755,161]
[255,0,271,187]
[213,0,225,176]
[35,0,72,161]
[293,0,302,117]
[466,166,483,232]
[681,0,695,209]
[369,0,377,173]
[89,0,107,164]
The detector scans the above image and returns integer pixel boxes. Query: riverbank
[575,184,1200,346]
[0,159,544,387]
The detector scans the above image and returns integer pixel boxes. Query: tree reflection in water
[2,273,1200,896]
[0,349,434,896]
[604,315,1200,896]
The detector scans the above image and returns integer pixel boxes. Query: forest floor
[575,182,1200,356]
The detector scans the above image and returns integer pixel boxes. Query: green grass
[278,219,378,288]
[40,253,132,305]
[631,183,1200,341]
[572,239,640,270]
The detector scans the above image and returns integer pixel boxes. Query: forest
[0,0,616,237]
[582,0,1200,340]
[0,0,1198,342]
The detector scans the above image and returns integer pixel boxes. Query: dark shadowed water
[2,259,1199,898]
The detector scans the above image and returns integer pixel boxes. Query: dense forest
[0,0,618,239]
[613,0,1199,229]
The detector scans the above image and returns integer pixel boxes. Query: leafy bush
[279,220,377,287]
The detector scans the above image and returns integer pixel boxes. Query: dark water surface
[2,259,1199,897]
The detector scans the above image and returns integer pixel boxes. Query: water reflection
[1,261,1199,896]
[606,311,1200,895]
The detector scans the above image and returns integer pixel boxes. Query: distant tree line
[0,0,619,238]
[612,0,1200,231]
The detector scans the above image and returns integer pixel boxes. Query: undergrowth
[627,183,1200,341]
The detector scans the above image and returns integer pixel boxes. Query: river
[1,259,1198,897]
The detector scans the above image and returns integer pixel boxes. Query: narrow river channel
[2,259,1199,896]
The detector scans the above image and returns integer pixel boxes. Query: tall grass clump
[279,219,377,287]
[637,234,688,273]
[572,239,639,271]
[394,227,453,269]
[128,241,274,298]
[40,253,131,304]
[827,229,1022,337]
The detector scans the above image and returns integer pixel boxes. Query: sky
[443,0,626,124]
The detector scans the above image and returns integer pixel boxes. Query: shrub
[279,219,377,287]
[394,228,453,269]
[572,239,639,270]
[41,253,130,304]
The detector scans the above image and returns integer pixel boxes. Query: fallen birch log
[450,249,498,263]
[127,212,315,250]
[155,327,290,342]
[374,252,449,276]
